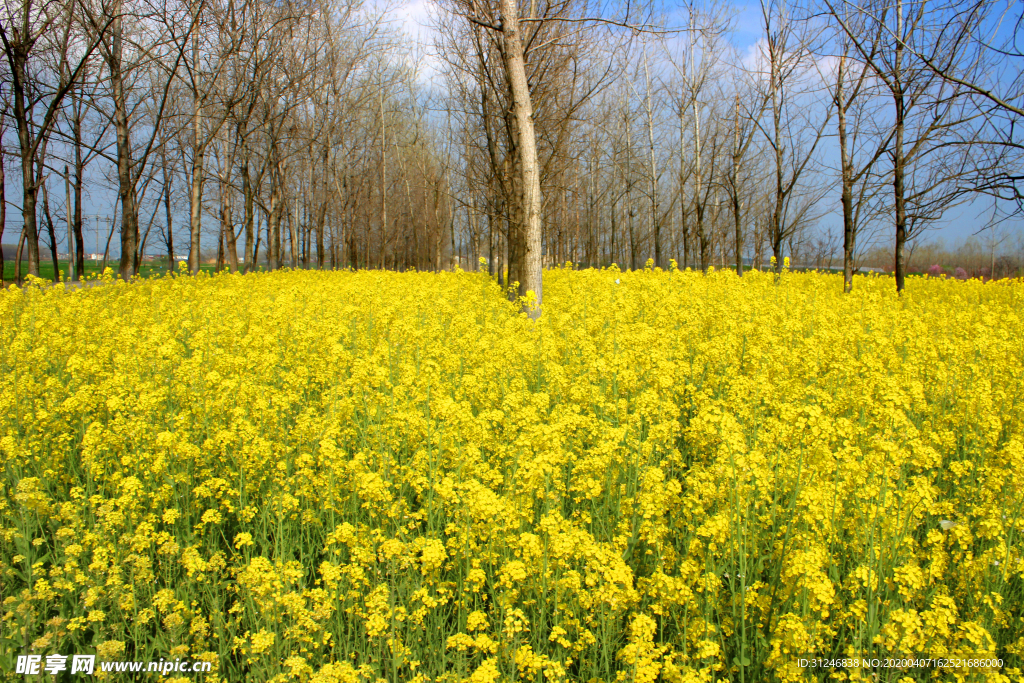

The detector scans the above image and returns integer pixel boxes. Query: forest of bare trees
[2,0,1022,297]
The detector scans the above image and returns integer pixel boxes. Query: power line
[2,216,115,257]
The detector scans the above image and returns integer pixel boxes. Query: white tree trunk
[499,0,543,316]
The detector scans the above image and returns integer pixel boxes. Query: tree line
[1,0,1021,300]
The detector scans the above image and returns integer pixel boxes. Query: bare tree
[821,8,895,291]
[664,1,734,272]
[757,0,832,273]
[722,67,769,276]
[79,0,193,279]
[0,0,110,277]
[872,0,1024,211]
[0,105,8,286]
[435,0,660,314]
[823,0,989,291]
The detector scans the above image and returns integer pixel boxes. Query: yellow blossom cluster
[0,266,1022,682]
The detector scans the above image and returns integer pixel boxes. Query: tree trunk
[340,173,350,269]
[110,7,139,281]
[837,55,856,293]
[290,196,299,268]
[164,179,175,274]
[771,36,785,275]
[328,219,336,269]
[317,149,328,270]
[487,198,495,276]
[610,191,617,267]
[221,186,238,272]
[187,0,204,275]
[188,140,206,274]
[163,157,176,274]
[299,194,306,269]
[696,203,708,271]
[732,97,744,276]
[644,48,661,269]
[693,97,709,272]
[65,167,76,281]
[14,229,26,286]
[269,193,281,270]
[0,123,6,286]
[242,160,254,273]
[893,0,907,293]
[624,107,637,271]
[268,153,284,270]
[250,210,260,270]
[678,103,689,269]
[680,205,688,269]
[216,221,225,271]
[41,180,60,281]
[499,0,543,314]
[11,42,42,277]
[771,232,783,270]
[587,156,597,266]
[379,92,388,271]
[470,195,480,269]
[72,87,85,280]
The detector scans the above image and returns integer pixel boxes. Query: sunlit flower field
[1,266,1022,683]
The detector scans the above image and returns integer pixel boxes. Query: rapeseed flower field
[1,266,1022,683]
